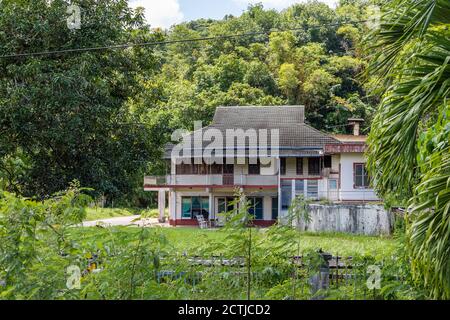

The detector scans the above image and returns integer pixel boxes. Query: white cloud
[233,0,338,10]
[128,0,184,29]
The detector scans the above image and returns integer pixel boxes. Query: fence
[152,252,389,300]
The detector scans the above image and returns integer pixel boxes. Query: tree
[365,0,450,299]
[268,31,296,67]
[214,54,247,91]
[280,1,339,51]
[278,63,299,103]
[216,83,284,106]
[0,0,162,200]
[243,61,277,95]
[303,69,341,108]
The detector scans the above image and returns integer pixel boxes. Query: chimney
[348,118,364,136]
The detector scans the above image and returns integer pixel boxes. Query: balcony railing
[144,174,278,187]
[144,176,169,186]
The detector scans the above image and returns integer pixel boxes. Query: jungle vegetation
[0,0,449,300]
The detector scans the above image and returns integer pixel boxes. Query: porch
[148,186,279,227]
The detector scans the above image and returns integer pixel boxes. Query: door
[216,197,237,225]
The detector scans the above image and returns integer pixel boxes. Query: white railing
[299,190,380,202]
[234,174,278,186]
[144,176,170,186]
[144,176,380,202]
[144,174,278,187]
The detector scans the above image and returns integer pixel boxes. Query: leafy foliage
[365,0,450,299]
[0,0,164,201]
[0,185,424,300]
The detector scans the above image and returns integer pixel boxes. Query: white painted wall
[339,153,379,201]
[331,154,340,172]
[296,204,393,235]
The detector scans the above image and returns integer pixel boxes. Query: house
[144,106,379,227]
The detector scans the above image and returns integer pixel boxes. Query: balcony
[144,174,278,188]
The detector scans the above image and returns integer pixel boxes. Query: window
[182,197,192,218]
[280,158,286,175]
[281,180,292,210]
[218,197,236,214]
[307,180,319,199]
[175,160,215,175]
[354,163,370,188]
[295,180,304,196]
[218,198,226,214]
[271,197,278,220]
[223,164,234,174]
[211,164,223,174]
[296,158,303,175]
[176,163,192,174]
[198,163,208,175]
[324,156,332,168]
[181,197,209,219]
[248,160,260,175]
[248,197,263,220]
[329,179,338,190]
[308,158,321,175]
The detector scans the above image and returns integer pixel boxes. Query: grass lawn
[70,226,397,258]
[84,207,163,221]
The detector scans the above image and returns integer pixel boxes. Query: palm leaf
[365,0,450,299]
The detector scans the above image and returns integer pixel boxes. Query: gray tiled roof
[164,106,340,159]
[213,106,305,127]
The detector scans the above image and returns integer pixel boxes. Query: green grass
[84,207,163,221]
[69,226,397,257]
[84,208,136,221]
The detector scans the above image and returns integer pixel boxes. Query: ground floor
[156,179,380,228]
[165,187,277,227]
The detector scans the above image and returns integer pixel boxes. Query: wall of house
[339,153,379,201]
[295,204,393,235]
[170,189,277,225]
[331,154,340,172]
[283,157,322,178]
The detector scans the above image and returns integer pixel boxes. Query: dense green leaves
[365,0,450,299]
[0,0,164,200]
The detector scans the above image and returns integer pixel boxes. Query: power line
[0,20,367,59]
[325,123,349,129]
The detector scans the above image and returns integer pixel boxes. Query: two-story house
[144,106,379,226]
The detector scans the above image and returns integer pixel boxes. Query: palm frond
[365,0,450,88]
[365,0,450,299]
[409,148,450,299]
[367,32,450,197]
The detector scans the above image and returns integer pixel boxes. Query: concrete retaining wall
[295,204,393,236]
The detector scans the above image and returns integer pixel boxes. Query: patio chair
[196,215,209,229]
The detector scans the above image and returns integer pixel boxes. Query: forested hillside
[0,0,379,203]
[143,1,377,133]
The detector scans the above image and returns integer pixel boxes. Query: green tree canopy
[0,0,163,200]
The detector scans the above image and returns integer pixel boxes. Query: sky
[128,0,338,29]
